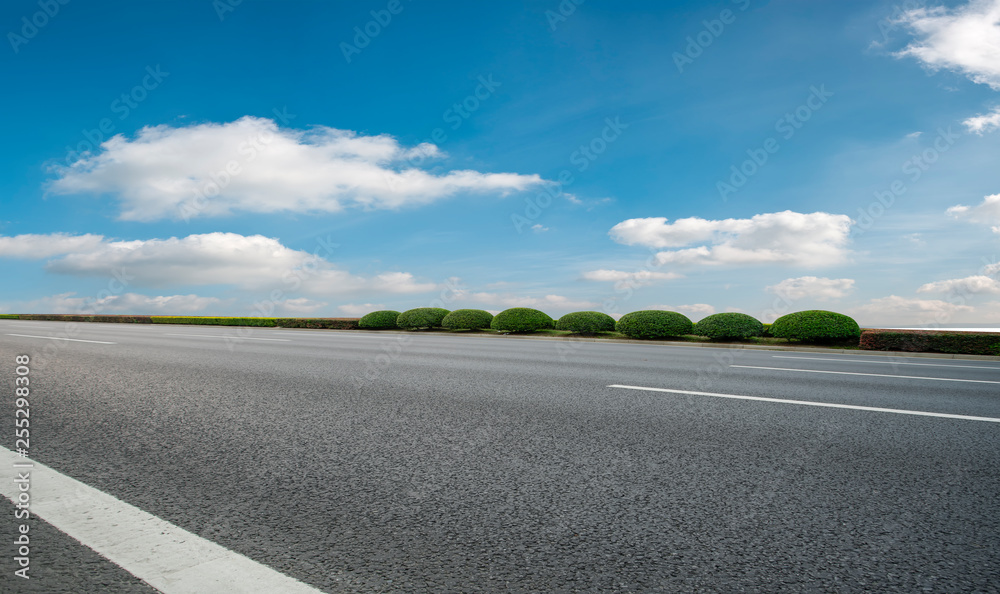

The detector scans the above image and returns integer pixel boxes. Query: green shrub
[860,329,1000,356]
[693,313,764,340]
[0,314,19,319]
[761,323,773,337]
[441,309,494,330]
[358,310,401,329]
[770,310,860,342]
[150,316,276,326]
[616,310,693,339]
[20,314,153,323]
[397,308,450,329]
[274,318,359,329]
[491,308,555,332]
[556,311,616,334]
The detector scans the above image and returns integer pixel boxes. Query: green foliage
[761,323,773,337]
[556,311,616,334]
[860,329,1000,356]
[358,310,401,329]
[616,310,693,339]
[0,314,19,319]
[151,316,277,326]
[693,313,764,340]
[770,310,860,342]
[275,318,359,329]
[441,309,494,330]
[490,308,555,333]
[19,314,154,323]
[397,307,450,329]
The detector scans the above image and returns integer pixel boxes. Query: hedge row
[19,314,154,323]
[0,314,20,319]
[860,329,1000,356]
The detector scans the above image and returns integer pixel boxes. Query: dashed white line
[607,385,1000,423]
[771,355,1000,370]
[730,365,1000,384]
[4,333,116,345]
[163,333,291,342]
[0,447,324,594]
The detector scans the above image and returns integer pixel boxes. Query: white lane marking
[730,365,1000,385]
[607,385,1000,423]
[0,447,324,593]
[5,333,116,345]
[163,333,290,342]
[772,355,1000,370]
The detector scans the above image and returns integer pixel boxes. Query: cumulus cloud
[0,233,105,259]
[895,0,1000,90]
[947,193,1000,231]
[48,117,547,221]
[917,275,1000,294]
[277,298,328,315]
[964,107,1000,134]
[461,292,598,311]
[19,292,225,315]
[609,211,853,267]
[766,276,855,301]
[12,232,436,296]
[650,303,715,319]
[849,295,978,326]
[338,303,384,316]
[581,269,683,285]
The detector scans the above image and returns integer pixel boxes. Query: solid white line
[730,365,1000,384]
[607,385,1000,423]
[163,333,290,342]
[772,355,1000,370]
[0,447,323,593]
[5,333,116,345]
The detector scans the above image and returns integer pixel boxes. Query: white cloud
[917,275,1000,294]
[338,303,385,316]
[964,106,1000,134]
[609,211,853,267]
[895,0,1000,90]
[0,233,105,259]
[766,276,855,301]
[23,232,435,296]
[581,269,683,285]
[18,292,225,315]
[48,117,547,221]
[461,292,597,311]
[650,303,716,319]
[905,131,923,139]
[531,224,549,233]
[947,193,1000,229]
[849,295,978,326]
[277,298,328,315]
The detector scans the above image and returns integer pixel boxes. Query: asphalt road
[1,320,999,593]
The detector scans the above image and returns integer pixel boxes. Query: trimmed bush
[770,310,860,342]
[761,323,773,337]
[556,311,616,334]
[151,316,276,326]
[397,307,450,329]
[694,313,764,340]
[20,314,153,323]
[491,308,555,333]
[860,329,1000,356]
[0,314,19,319]
[358,310,401,329]
[441,309,493,330]
[275,318,359,330]
[616,310,693,339]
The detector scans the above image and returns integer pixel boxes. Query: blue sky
[2,0,999,326]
